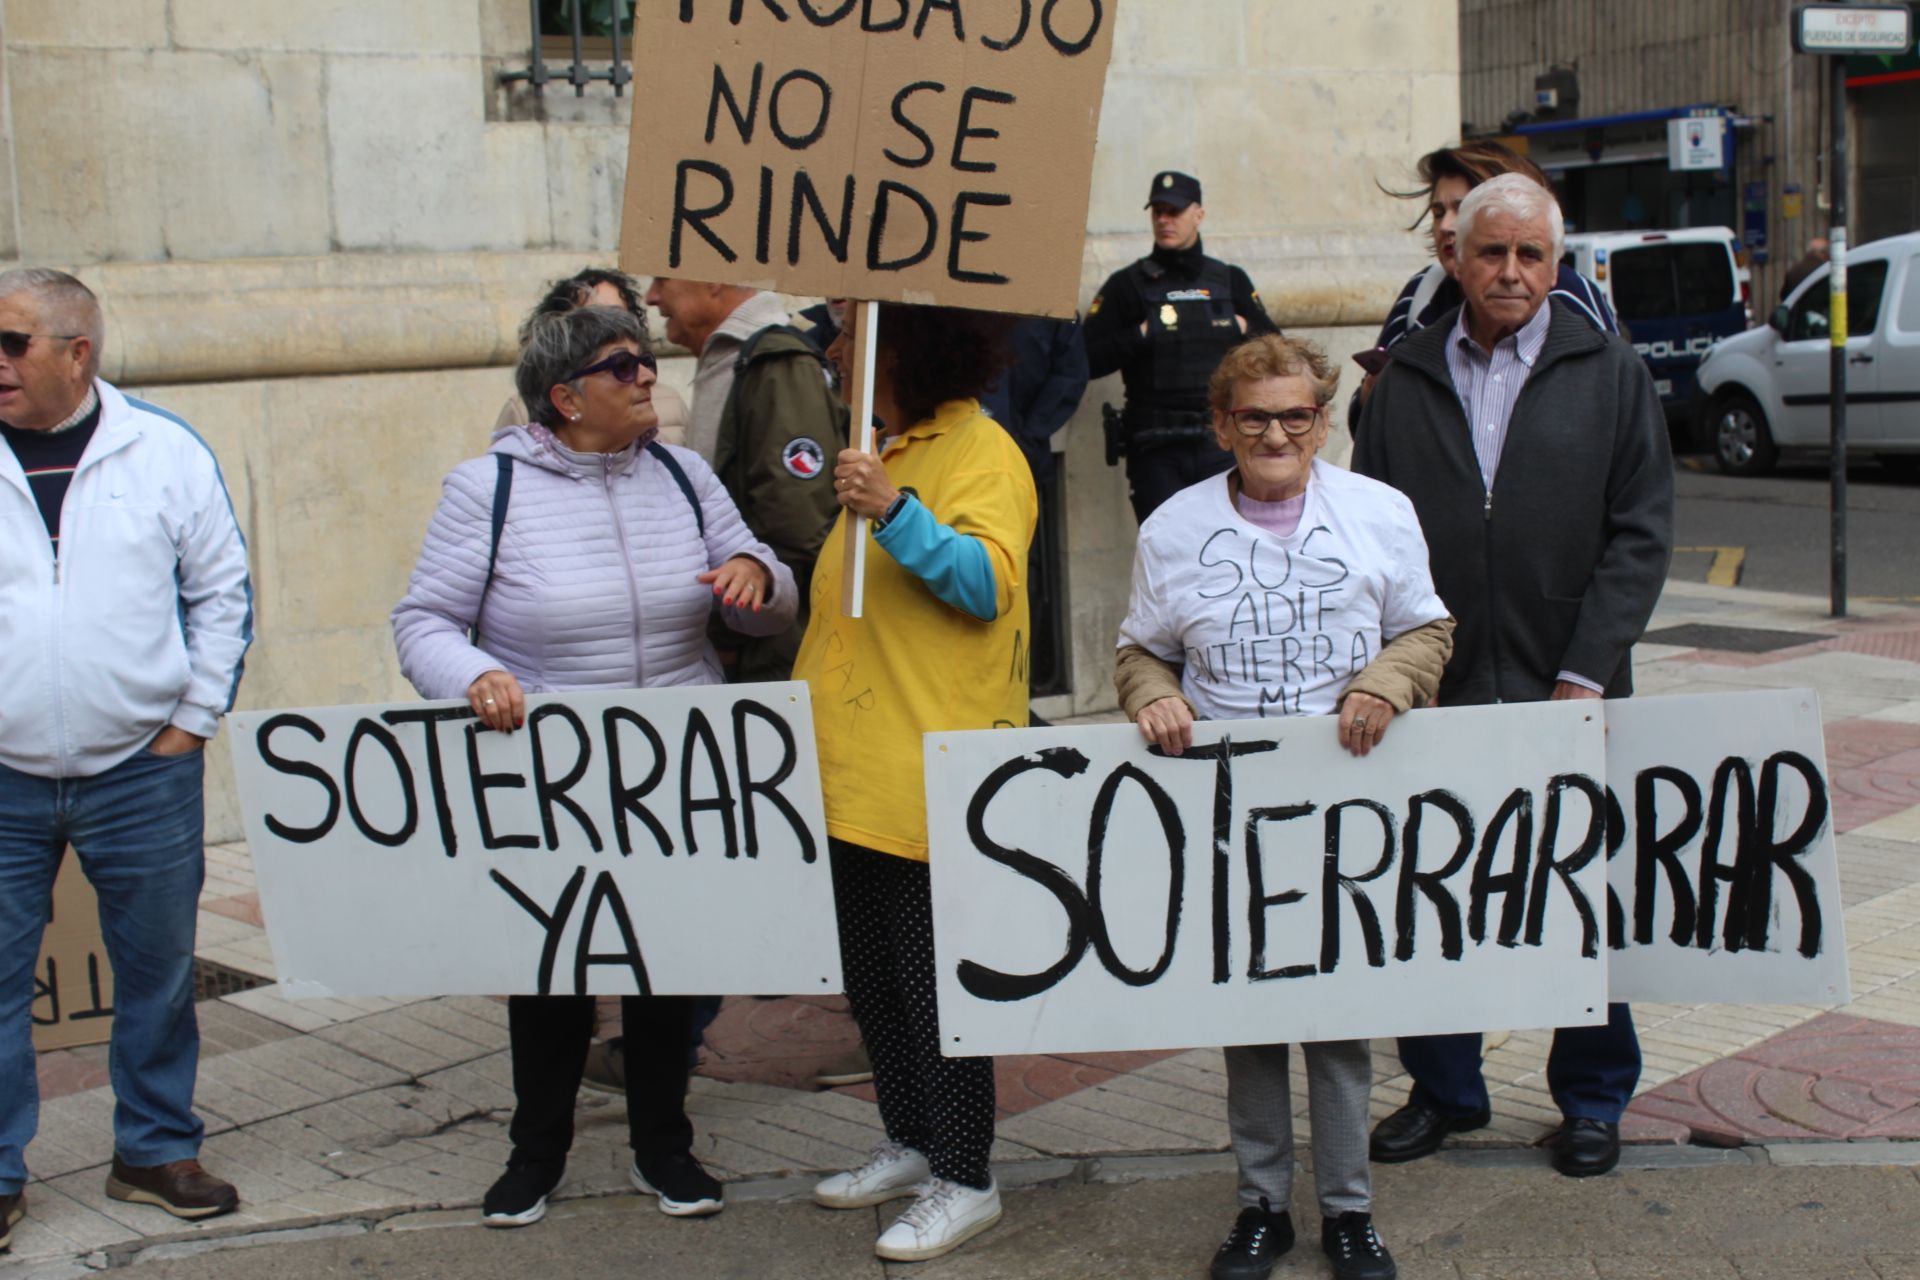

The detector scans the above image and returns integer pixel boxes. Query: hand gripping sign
[229,684,839,999]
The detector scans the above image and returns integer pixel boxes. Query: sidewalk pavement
[12,580,1920,1274]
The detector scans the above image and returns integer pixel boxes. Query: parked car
[1563,227,1749,424]
[1694,230,1920,477]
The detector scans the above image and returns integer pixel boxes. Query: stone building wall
[0,0,1460,837]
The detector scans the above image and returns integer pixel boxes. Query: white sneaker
[874,1177,1003,1262]
[813,1141,931,1209]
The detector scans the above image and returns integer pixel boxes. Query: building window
[500,0,635,96]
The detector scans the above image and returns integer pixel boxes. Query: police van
[1562,228,1748,424]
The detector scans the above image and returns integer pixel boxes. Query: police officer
[1086,171,1278,522]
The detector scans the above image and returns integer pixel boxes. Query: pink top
[1234,488,1307,538]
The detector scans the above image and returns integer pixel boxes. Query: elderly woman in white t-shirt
[1114,334,1453,1280]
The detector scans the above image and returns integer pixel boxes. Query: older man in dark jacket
[1353,173,1673,1179]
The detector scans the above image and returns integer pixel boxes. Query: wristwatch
[872,492,911,532]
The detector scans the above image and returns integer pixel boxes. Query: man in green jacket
[646,278,848,682]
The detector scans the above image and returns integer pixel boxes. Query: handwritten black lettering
[1525,773,1604,958]
[768,68,832,148]
[1396,789,1472,962]
[530,704,604,854]
[980,0,1030,49]
[948,191,1011,284]
[1040,0,1102,54]
[732,699,816,862]
[573,871,652,995]
[343,719,418,848]
[382,706,474,857]
[464,724,538,851]
[867,180,938,270]
[885,80,944,167]
[1321,799,1394,972]
[950,88,1014,171]
[1245,804,1316,981]
[680,710,739,856]
[955,748,1094,1002]
[604,707,673,857]
[704,61,763,143]
[1085,763,1184,986]
[257,713,340,844]
[672,160,738,266]
[789,171,854,264]
[491,866,586,995]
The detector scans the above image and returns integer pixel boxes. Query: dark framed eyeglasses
[0,331,80,359]
[1225,405,1324,438]
[564,348,657,384]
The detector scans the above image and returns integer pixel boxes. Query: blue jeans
[1397,1003,1643,1123]
[0,747,208,1193]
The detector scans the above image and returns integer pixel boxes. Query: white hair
[0,267,105,377]
[1455,172,1565,260]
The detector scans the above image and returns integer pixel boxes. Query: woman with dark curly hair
[793,303,1029,1263]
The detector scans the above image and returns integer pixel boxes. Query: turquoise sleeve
[871,495,1000,621]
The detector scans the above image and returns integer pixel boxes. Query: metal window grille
[499,0,634,97]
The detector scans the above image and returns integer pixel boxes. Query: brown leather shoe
[106,1156,239,1220]
[1,1189,23,1251]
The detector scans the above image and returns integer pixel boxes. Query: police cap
[1144,171,1202,210]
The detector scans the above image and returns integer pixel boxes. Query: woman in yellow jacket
[795,303,1033,1264]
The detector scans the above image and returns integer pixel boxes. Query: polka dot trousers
[829,839,995,1190]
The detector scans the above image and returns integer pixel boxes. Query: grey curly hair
[513,305,650,429]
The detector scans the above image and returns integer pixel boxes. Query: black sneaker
[1322,1210,1396,1280]
[481,1154,565,1228]
[630,1150,724,1217]
[1211,1199,1294,1280]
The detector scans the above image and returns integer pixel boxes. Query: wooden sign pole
[840,299,880,618]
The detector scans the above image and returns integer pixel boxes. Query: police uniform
[1085,171,1279,523]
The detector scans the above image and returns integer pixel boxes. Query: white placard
[925,702,1612,1057]
[1605,689,1850,1005]
[229,684,840,999]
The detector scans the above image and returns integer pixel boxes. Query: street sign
[1667,116,1726,171]
[1793,4,1913,54]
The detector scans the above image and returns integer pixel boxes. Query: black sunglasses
[0,331,80,359]
[564,348,657,384]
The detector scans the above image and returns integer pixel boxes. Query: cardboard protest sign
[619,0,1118,317]
[925,702,1614,1056]
[32,850,116,1052]
[229,684,840,999]
[1604,689,1849,1005]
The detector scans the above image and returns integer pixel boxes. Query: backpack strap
[647,442,705,537]
[733,322,831,375]
[471,453,513,645]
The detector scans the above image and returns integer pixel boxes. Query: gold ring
[1353,717,1368,730]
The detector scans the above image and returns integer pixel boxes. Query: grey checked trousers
[1224,1039,1373,1215]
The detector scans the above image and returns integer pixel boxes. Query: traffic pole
[1828,54,1848,619]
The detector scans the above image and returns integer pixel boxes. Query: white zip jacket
[0,380,253,778]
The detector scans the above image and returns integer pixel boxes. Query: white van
[1695,229,1920,477]
[1562,228,1749,419]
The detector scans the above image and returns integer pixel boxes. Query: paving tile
[198,1126,346,1193]
[195,1000,300,1058]
[5,1179,140,1258]
[34,1044,112,1104]
[313,1016,484,1078]
[19,1130,101,1183]
[220,986,345,1033]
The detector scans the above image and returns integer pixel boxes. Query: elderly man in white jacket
[0,268,252,1243]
